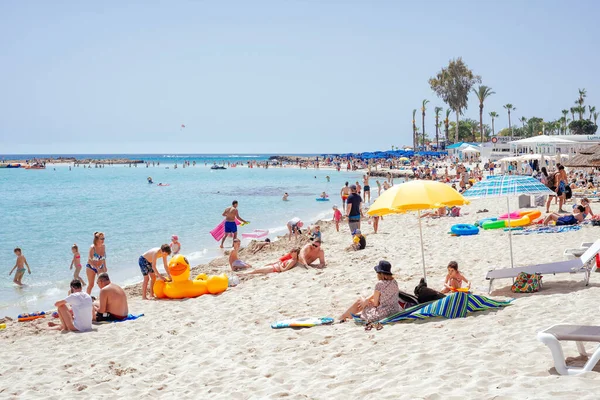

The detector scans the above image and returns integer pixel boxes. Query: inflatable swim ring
[482,220,507,230]
[241,229,269,239]
[498,211,521,220]
[450,224,479,236]
[316,198,330,202]
[521,210,542,222]
[476,217,497,227]
[153,255,228,299]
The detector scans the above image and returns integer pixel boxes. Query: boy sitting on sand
[229,239,252,271]
[346,229,366,251]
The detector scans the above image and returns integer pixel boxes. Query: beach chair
[537,324,600,375]
[485,239,600,293]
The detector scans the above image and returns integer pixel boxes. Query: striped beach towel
[353,292,512,325]
[512,225,581,235]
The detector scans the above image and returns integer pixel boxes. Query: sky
[1,0,599,154]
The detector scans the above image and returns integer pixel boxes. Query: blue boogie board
[271,317,334,329]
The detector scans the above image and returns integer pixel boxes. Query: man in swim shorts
[229,239,252,271]
[340,182,351,216]
[363,174,371,204]
[346,184,363,234]
[220,200,248,248]
[94,273,129,322]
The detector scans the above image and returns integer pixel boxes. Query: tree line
[411,58,598,149]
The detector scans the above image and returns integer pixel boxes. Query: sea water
[0,154,362,317]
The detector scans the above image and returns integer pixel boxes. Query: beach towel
[512,226,581,235]
[353,292,512,325]
[94,314,144,325]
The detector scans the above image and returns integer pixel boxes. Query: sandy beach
[2,194,599,399]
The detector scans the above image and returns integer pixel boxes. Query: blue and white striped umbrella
[463,175,555,199]
[463,175,555,270]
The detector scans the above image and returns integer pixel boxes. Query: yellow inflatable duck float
[153,255,228,299]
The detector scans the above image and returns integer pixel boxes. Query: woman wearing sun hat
[339,260,400,325]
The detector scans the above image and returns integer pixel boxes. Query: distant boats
[210,165,227,170]
[0,163,23,168]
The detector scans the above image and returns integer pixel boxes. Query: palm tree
[421,99,430,150]
[473,85,495,143]
[489,111,499,136]
[589,106,596,120]
[412,109,417,149]
[578,88,587,107]
[434,106,443,149]
[559,116,567,134]
[429,58,481,143]
[570,107,576,121]
[519,117,527,137]
[503,104,516,140]
[561,109,569,134]
[444,109,451,144]
[594,112,599,126]
[574,101,585,120]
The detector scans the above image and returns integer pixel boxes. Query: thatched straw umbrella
[564,144,600,168]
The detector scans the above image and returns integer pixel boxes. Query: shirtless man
[299,239,326,268]
[138,245,172,300]
[94,273,129,321]
[220,200,248,248]
[229,239,252,271]
[556,165,569,213]
[363,174,371,203]
[340,182,351,216]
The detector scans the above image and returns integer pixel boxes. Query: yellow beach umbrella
[368,180,470,281]
[398,157,410,161]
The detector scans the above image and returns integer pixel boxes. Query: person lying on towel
[543,205,586,226]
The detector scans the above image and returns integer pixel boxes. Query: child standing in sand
[69,244,86,285]
[9,247,31,285]
[138,245,172,300]
[170,235,181,255]
[333,205,342,232]
[441,261,470,293]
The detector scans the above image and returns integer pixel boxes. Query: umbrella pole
[417,210,427,282]
[506,196,515,268]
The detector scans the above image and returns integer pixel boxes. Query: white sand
[2,196,600,399]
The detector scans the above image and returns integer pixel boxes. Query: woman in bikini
[85,232,107,295]
[239,248,300,275]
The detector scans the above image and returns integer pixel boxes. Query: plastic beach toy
[153,255,228,299]
[450,224,479,236]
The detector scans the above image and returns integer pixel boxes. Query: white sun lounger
[538,324,600,375]
[485,240,600,293]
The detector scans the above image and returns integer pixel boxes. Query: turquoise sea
[0,154,362,317]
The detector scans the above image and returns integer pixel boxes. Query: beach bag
[511,272,542,293]
[398,290,419,309]
[450,207,461,217]
[564,185,572,200]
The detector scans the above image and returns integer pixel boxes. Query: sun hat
[171,235,179,241]
[374,260,392,275]
[333,205,338,209]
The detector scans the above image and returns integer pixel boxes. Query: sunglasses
[99,237,105,240]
